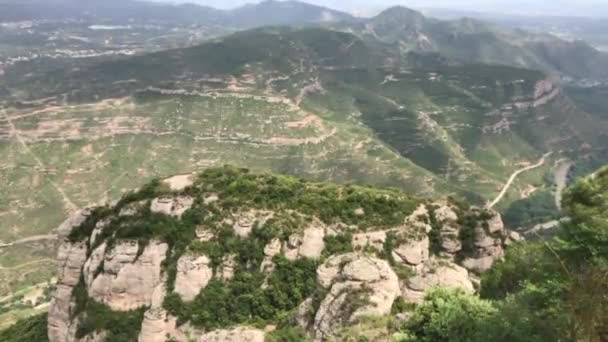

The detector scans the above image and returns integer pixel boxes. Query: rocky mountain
[2,165,607,341]
[336,6,608,79]
[0,0,355,28]
[45,167,517,341]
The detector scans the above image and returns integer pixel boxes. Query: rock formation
[47,170,518,342]
[88,241,168,311]
[174,255,213,302]
[48,240,88,342]
[313,254,400,339]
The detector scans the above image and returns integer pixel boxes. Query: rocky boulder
[392,236,430,266]
[313,254,400,339]
[261,238,282,273]
[284,224,326,260]
[174,254,213,302]
[352,231,387,252]
[401,259,474,303]
[162,174,194,191]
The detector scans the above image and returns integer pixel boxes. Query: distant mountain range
[0,0,355,28]
[336,6,608,79]
[3,0,607,80]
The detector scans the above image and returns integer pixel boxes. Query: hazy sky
[155,0,608,17]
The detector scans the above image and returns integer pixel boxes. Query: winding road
[487,152,553,209]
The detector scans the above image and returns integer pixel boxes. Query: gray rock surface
[313,254,400,339]
[88,241,168,311]
[48,241,88,342]
[174,254,213,302]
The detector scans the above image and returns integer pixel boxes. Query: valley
[0,0,608,336]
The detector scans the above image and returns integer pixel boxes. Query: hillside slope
[336,6,608,79]
[0,0,355,28]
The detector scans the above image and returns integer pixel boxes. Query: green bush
[395,288,497,342]
[323,232,353,257]
[266,326,308,342]
[503,190,559,229]
[77,301,145,341]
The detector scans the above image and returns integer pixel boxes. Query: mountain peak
[375,6,426,21]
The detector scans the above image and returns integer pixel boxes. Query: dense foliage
[164,256,318,330]
[402,166,608,341]
[0,313,48,342]
[503,190,560,229]
[395,289,497,342]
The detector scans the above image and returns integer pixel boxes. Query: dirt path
[1,109,77,212]
[0,234,58,248]
[487,152,553,209]
[522,217,571,237]
[0,258,55,271]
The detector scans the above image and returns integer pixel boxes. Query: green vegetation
[402,166,608,341]
[76,302,145,342]
[195,167,419,229]
[503,190,560,229]
[0,313,48,342]
[68,166,420,248]
[426,205,443,254]
[395,289,497,342]
[322,232,354,257]
[266,326,308,342]
[164,256,318,330]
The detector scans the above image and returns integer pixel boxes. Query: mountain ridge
[338,6,608,79]
[0,0,356,28]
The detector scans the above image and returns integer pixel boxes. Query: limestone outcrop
[392,236,430,266]
[228,210,273,237]
[430,202,512,274]
[47,169,520,342]
[401,259,474,303]
[284,224,326,260]
[313,254,400,339]
[88,241,168,311]
[138,308,184,342]
[48,240,88,342]
[174,254,213,302]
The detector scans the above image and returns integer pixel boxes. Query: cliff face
[47,167,517,342]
